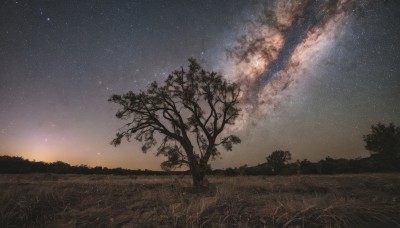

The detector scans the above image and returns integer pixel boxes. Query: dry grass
[0,173,399,227]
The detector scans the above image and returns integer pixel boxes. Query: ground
[0,173,399,227]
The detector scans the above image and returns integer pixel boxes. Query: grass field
[0,173,399,227]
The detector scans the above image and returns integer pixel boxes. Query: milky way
[224,0,377,129]
[0,0,399,169]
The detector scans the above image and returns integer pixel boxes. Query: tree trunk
[183,144,205,187]
[191,165,205,187]
[187,158,206,187]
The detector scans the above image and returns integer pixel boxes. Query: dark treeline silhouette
[0,156,187,175]
[1,122,398,176]
[0,154,394,176]
[215,122,400,176]
[220,123,400,176]
[214,156,392,176]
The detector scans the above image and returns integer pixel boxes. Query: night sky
[1,0,399,170]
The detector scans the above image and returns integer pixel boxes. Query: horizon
[0,151,373,171]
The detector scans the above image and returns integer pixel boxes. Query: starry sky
[1,0,399,170]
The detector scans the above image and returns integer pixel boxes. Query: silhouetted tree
[225,167,238,176]
[317,157,340,174]
[242,163,274,176]
[93,166,104,174]
[363,122,400,170]
[50,161,71,174]
[281,162,299,175]
[299,159,318,174]
[109,59,241,187]
[266,150,291,174]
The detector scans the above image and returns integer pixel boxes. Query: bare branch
[109,58,242,176]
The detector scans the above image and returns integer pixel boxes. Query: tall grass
[0,174,399,227]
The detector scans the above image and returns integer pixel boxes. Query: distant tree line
[212,156,391,176]
[214,122,400,176]
[0,156,187,175]
[1,154,393,176]
[1,122,398,176]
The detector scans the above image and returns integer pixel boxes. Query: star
[0,0,399,170]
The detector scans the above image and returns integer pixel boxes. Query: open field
[0,174,399,227]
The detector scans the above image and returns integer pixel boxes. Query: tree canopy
[363,122,400,170]
[266,150,292,174]
[109,58,241,186]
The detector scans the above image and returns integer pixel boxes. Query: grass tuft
[0,173,399,227]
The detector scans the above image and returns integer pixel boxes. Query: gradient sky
[1,0,399,170]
